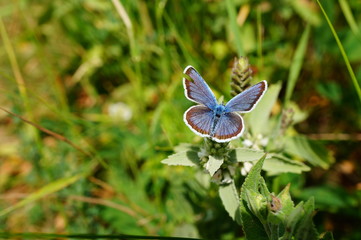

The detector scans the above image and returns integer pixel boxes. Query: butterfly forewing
[184,105,213,138]
[212,112,244,142]
[183,66,217,109]
[225,80,267,113]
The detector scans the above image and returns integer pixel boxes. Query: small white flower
[241,161,254,176]
[243,139,253,147]
[260,137,269,147]
[221,171,233,184]
[108,102,132,121]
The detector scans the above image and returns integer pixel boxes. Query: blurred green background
[0,0,360,239]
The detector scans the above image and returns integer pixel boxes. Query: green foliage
[0,0,360,239]
[239,155,269,240]
[317,0,361,105]
[263,155,310,175]
[230,148,269,162]
[240,156,319,240]
[248,83,281,135]
[285,24,311,104]
[0,173,84,217]
[161,144,199,167]
[219,182,240,222]
[284,135,333,168]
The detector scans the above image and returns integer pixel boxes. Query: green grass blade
[226,0,244,56]
[0,174,83,217]
[0,17,43,152]
[256,6,263,70]
[339,0,361,38]
[289,0,321,26]
[163,12,194,64]
[111,0,144,112]
[285,24,310,104]
[0,17,28,107]
[317,0,361,105]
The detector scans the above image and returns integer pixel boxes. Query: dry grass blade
[0,106,92,157]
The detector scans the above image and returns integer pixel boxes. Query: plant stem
[317,0,361,106]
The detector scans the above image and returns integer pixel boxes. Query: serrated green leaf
[267,209,284,240]
[0,174,83,217]
[245,189,267,223]
[263,155,310,175]
[205,156,223,176]
[295,197,319,240]
[267,210,284,225]
[248,83,282,135]
[219,182,240,222]
[268,222,282,240]
[259,178,285,237]
[240,155,269,240]
[259,177,271,196]
[281,202,304,239]
[229,148,269,162]
[277,184,295,216]
[284,135,332,169]
[241,154,266,194]
[161,150,199,166]
[174,143,200,153]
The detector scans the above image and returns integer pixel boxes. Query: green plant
[0,0,360,239]
[163,58,334,239]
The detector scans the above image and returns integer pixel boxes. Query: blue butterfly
[183,65,267,143]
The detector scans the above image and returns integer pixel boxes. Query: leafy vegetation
[0,0,360,239]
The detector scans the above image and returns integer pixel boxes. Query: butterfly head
[214,104,226,118]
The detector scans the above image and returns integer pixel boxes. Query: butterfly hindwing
[183,66,217,109]
[184,105,214,138]
[225,80,267,113]
[212,112,244,142]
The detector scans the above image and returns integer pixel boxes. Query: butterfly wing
[183,66,217,109]
[184,105,214,138]
[211,112,244,142]
[225,80,267,113]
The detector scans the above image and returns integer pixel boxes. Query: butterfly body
[209,104,225,136]
[183,65,267,143]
